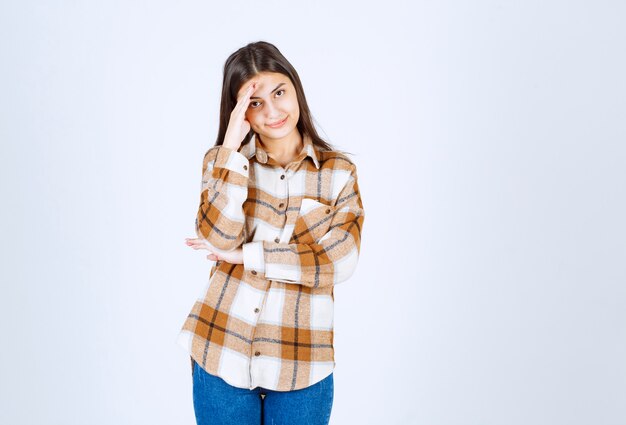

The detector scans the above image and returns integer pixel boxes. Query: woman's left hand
[185,238,244,264]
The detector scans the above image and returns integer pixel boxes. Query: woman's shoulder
[316,149,357,171]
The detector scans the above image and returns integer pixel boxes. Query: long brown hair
[214,41,335,152]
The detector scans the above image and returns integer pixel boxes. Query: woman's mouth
[267,117,288,128]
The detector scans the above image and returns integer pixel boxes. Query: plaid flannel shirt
[177,133,364,391]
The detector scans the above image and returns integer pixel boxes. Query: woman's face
[240,71,300,143]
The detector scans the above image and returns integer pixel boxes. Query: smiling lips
[267,117,288,128]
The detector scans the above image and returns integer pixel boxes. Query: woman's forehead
[239,72,291,96]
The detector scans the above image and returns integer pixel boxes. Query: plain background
[1,1,625,424]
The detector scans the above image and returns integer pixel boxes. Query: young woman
[178,41,365,425]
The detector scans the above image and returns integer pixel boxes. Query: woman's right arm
[195,145,250,252]
[195,79,259,252]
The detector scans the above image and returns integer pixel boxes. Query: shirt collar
[239,132,320,169]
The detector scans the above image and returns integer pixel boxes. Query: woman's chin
[259,123,297,140]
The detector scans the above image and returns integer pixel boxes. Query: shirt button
[254,308,260,313]
[243,165,248,171]
[274,237,280,243]
[280,175,285,180]
[251,270,257,275]
[326,208,331,214]
[254,351,261,357]
[278,202,285,208]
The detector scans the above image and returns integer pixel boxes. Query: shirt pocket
[291,198,336,244]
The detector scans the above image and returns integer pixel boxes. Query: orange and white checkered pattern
[177,133,364,391]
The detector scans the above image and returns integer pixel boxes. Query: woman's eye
[249,90,283,108]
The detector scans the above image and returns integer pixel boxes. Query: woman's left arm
[241,164,365,288]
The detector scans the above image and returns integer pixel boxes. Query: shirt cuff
[214,146,250,178]
[242,241,265,273]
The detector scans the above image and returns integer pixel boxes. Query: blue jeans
[191,359,334,425]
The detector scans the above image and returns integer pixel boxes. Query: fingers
[234,81,258,113]
[237,81,257,103]
[185,238,232,263]
[184,238,208,250]
[232,85,253,117]
[184,238,220,262]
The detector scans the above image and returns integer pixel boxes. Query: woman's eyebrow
[249,82,286,99]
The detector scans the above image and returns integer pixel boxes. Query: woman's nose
[264,101,279,117]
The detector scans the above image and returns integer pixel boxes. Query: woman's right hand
[222,80,258,151]
[184,237,244,264]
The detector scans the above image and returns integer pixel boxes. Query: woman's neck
[259,130,303,166]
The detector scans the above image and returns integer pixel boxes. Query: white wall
[1,1,625,424]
